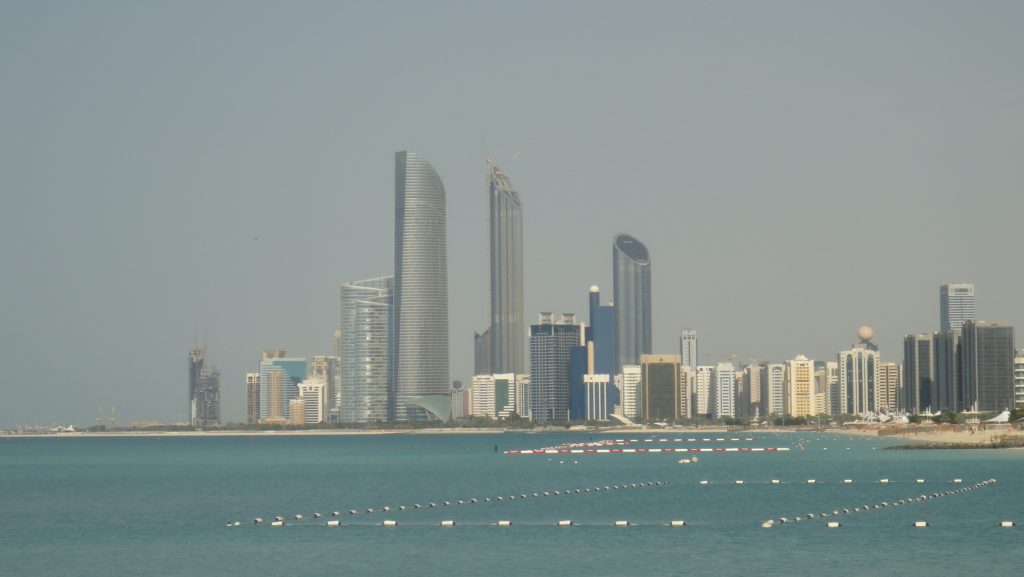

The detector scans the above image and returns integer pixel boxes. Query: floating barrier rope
[505,447,788,454]
[235,480,669,527]
[761,479,997,528]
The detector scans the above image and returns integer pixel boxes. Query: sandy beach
[836,425,1024,446]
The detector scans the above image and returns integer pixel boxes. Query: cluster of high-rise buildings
[904,283,1019,414]
[187,150,1021,427]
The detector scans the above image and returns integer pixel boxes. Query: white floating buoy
[827,521,841,528]
[349,510,357,515]
[916,479,926,484]
[497,520,512,526]
[806,479,817,484]
[614,520,630,527]
[253,518,263,524]
[383,506,392,511]
[771,479,781,485]
[440,520,455,527]
[382,520,398,527]
[914,521,929,528]
[331,511,340,517]
[274,516,284,522]
[700,480,709,485]
[366,508,374,514]
[557,520,574,526]
[1000,521,1015,528]
[399,505,406,511]
[880,479,890,484]
[953,478,963,483]
[735,480,744,485]
[843,479,853,485]
[312,513,321,519]
[271,520,284,527]
[670,520,687,527]
[325,520,340,527]
[761,521,774,528]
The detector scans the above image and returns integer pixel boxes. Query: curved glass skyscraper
[488,162,524,375]
[394,151,449,421]
[613,233,652,373]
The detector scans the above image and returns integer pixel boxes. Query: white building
[680,365,694,419]
[763,363,786,416]
[471,375,496,418]
[297,377,327,424]
[837,345,880,415]
[680,330,698,370]
[470,373,520,419]
[617,365,641,419]
[1014,351,1024,409]
[714,363,736,419]
[695,365,715,416]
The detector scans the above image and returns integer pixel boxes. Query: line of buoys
[241,480,668,528]
[545,437,757,450]
[762,479,997,528]
[507,447,789,455]
[701,478,972,486]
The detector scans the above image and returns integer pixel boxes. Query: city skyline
[3,2,1024,425]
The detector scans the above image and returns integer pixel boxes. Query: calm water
[1,431,1021,577]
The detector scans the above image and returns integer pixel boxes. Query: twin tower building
[339,151,652,423]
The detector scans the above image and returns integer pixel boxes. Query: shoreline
[1,425,747,439]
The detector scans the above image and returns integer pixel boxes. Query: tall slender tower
[488,162,525,375]
[393,151,450,421]
[613,233,652,373]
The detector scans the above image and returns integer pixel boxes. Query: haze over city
[2,1,1022,426]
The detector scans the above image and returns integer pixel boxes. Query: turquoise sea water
[1,432,1021,577]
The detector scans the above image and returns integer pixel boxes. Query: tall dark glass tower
[613,233,652,373]
[488,162,524,375]
[960,321,1014,412]
[394,151,449,421]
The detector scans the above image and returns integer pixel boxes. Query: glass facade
[529,315,580,423]
[339,276,393,423]
[394,151,450,421]
[961,321,1014,412]
[613,234,652,373]
[488,163,525,375]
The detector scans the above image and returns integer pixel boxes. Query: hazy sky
[2,1,1022,426]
